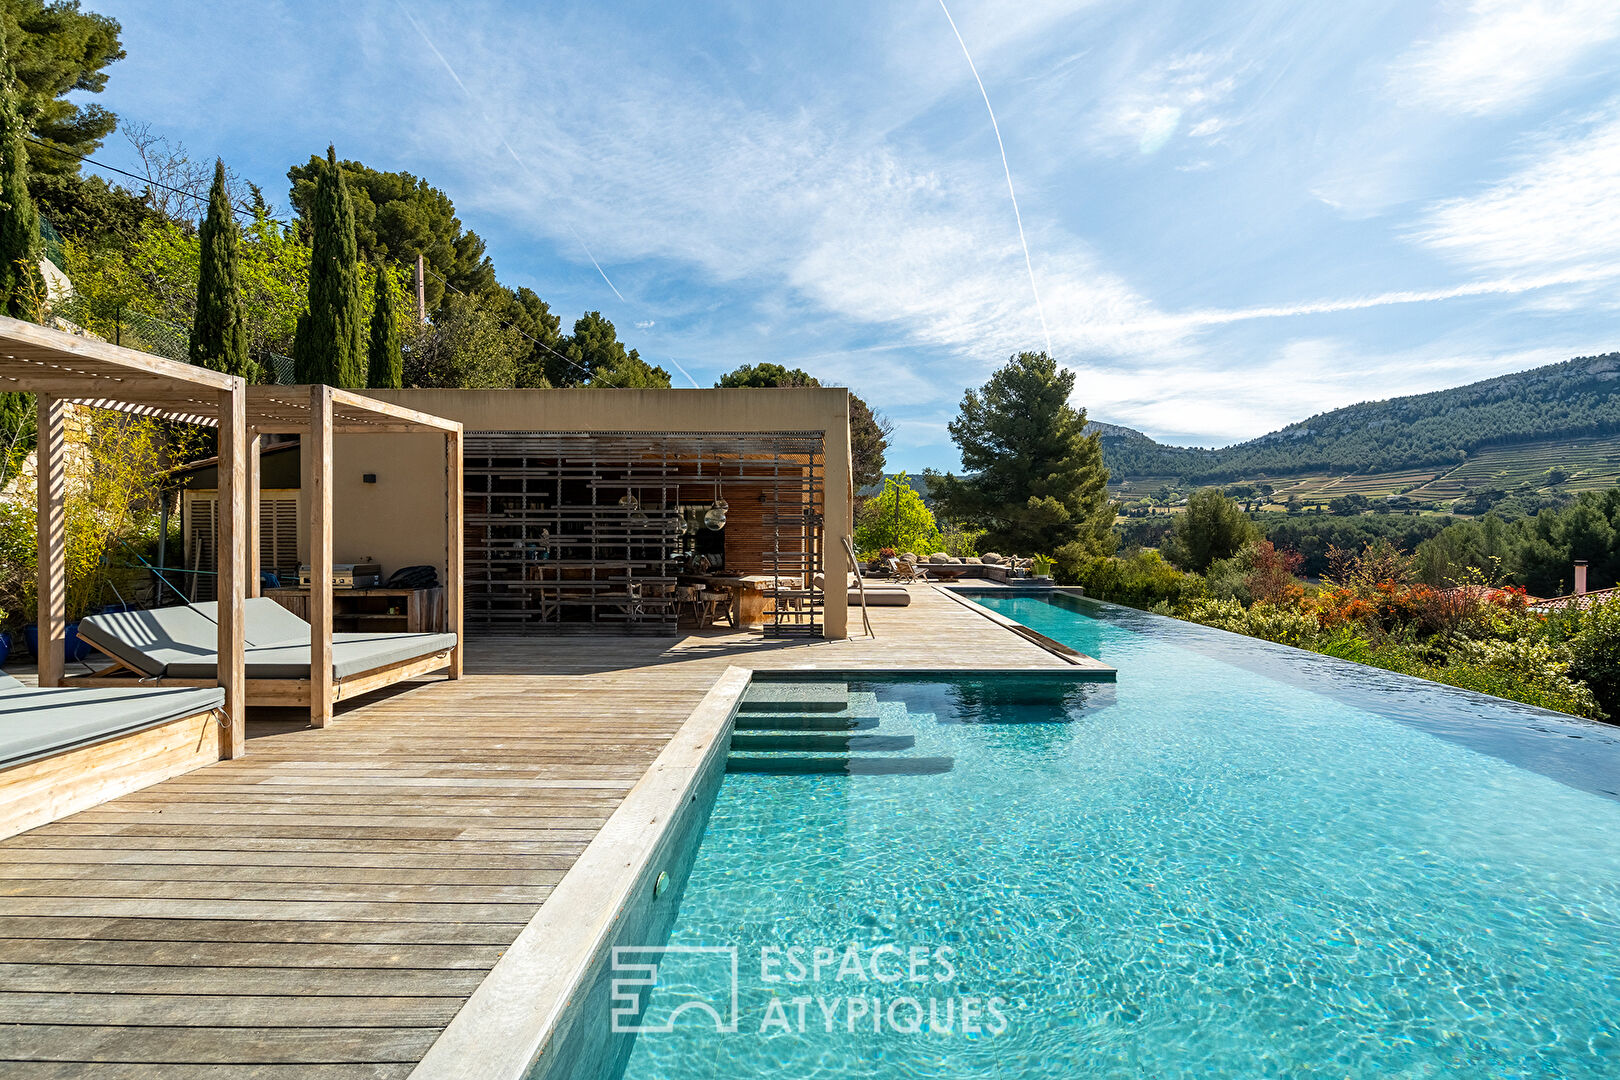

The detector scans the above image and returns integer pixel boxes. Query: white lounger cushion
[80,599,456,681]
[0,685,223,769]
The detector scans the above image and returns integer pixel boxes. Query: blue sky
[86,0,1620,470]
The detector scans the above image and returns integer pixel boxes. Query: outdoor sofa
[0,673,224,839]
[70,598,457,708]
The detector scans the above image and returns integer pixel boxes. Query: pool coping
[406,665,752,1080]
[933,585,1117,677]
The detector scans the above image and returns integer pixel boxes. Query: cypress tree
[190,159,252,378]
[293,146,365,386]
[0,30,41,320]
[366,264,402,389]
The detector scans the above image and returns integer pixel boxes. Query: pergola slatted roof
[0,316,238,425]
[0,317,459,435]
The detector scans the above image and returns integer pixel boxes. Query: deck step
[726,755,953,776]
[738,682,849,712]
[729,732,917,753]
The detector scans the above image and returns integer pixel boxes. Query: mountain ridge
[1093,352,1620,482]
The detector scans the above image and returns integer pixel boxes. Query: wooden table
[684,574,778,628]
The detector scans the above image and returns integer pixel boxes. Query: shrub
[1056,548,1206,609]
[1562,596,1620,719]
[1184,597,1320,647]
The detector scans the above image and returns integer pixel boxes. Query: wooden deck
[0,587,1067,1077]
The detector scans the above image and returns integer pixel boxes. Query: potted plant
[3,411,183,667]
[1029,554,1056,583]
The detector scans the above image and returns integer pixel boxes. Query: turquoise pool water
[618,593,1620,1079]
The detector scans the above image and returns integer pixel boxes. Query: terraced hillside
[1099,352,1620,486]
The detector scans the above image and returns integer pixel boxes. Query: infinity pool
[619,592,1620,1079]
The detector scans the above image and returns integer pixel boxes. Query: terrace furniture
[890,557,929,583]
[0,673,225,840]
[70,598,457,709]
[263,585,447,634]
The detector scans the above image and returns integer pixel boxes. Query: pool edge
[934,585,1116,678]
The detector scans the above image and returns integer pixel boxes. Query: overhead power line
[24,135,280,225]
[31,136,644,390]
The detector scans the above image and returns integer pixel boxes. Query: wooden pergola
[0,318,464,742]
[244,384,463,726]
[0,316,250,757]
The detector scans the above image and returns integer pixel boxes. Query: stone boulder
[928,553,950,564]
[980,552,1004,565]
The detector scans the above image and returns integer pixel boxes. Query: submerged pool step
[728,731,917,753]
[725,755,954,776]
[727,693,949,775]
[732,711,881,732]
[738,682,850,713]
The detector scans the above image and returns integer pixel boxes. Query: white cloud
[634,319,655,329]
[1391,0,1620,116]
[1086,340,1600,444]
[1094,51,1241,156]
[1412,104,1620,272]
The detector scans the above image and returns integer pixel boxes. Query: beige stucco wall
[311,388,853,639]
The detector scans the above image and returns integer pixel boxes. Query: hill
[1099,353,1620,485]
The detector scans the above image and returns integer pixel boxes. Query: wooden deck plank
[0,587,1066,1073]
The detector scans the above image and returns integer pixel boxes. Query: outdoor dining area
[0,317,463,839]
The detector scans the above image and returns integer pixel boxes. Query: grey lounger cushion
[0,685,223,769]
[165,632,458,681]
[78,604,221,677]
[82,599,455,681]
[850,589,911,606]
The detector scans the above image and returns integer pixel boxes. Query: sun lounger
[70,598,457,707]
[0,674,224,839]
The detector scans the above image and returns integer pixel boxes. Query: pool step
[732,711,882,732]
[726,755,953,776]
[738,682,849,713]
[728,687,952,777]
[729,731,917,753]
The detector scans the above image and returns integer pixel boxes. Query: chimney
[1574,559,1588,596]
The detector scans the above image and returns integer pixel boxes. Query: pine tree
[189,159,252,378]
[930,351,1115,556]
[366,264,402,389]
[0,31,42,320]
[292,146,365,386]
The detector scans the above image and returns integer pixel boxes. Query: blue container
[0,630,10,671]
[23,622,93,664]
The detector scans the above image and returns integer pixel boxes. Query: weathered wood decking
[0,588,1067,1077]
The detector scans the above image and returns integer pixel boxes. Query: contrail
[938,0,1053,358]
[1099,266,1617,335]
[397,3,627,303]
[666,356,701,388]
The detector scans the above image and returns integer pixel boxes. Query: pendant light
[704,479,728,530]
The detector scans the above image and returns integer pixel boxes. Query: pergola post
[822,396,853,641]
[308,385,334,728]
[216,388,248,758]
[246,428,261,599]
[34,395,66,688]
[446,427,463,679]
